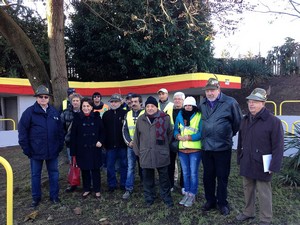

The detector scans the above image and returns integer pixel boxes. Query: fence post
[0,156,13,225]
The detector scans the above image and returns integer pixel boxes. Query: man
[133,96,174,208]
[122,93,144,199]
[60,92,82,193]
[199,78,242,215]
[92,92,110,117]
[122,92,133,111]
[18,85,64,207]
[169,92,185,192]
[102,93,128,192]
[236,88,284,225]
[62,88,76,111]
[157,88,174,119]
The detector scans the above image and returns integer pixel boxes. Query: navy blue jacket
[18,102,64,160]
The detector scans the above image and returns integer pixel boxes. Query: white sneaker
[179,194,189,205]
[181,188,186,195]
[184,194,195,207]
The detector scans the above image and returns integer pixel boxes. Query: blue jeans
[30,158,59,201]
[125,147,138,191]
[179,151,202,195]
[106,148,127,188]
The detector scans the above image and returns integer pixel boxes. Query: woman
[174,96,202,207]
[70,97,105,198]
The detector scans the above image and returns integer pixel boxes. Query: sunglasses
[38,95,49,99]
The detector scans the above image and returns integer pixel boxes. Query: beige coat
[133,111,173,169]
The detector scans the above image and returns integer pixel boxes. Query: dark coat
[18,102,64,160]
[133,111,173,169]
[237,108,284,182]
[199,92,242,151]
[70,112,105,170]
[102,107,127,149]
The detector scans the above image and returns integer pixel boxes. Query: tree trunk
[47,0,69,109]
[0,8,51,92]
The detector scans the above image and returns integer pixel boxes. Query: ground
[0,75,299,225]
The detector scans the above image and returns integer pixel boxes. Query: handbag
[68,156,80,186]
[169,140,179,153]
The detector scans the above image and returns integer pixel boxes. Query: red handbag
[68,156,80,186]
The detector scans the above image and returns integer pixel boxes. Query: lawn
[0,146,299,225]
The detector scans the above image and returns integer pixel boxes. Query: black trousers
[168,151,183,188]
[81,169,101,192]
[202,150,231,207]
[143,166,173,205]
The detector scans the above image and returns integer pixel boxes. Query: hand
[96,141,102,148]
[268,170,273,174]
[128,141,134,148]
[177,135,185,141]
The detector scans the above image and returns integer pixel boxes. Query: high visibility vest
[94,103,110,117]
[178,113,202,150]
[159,102,174,126]
[62,99,68,111]
[127,109,145,139]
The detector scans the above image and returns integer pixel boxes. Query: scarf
[182,106,198,126]
[147,111,168,145]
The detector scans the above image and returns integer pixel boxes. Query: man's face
[158,92,168,102]
[110,100,121,110]
[71,97,81,110]
[247,100,265,116]
[146,104,158,115]
[36,95,49,108]
[205,88,220,101]
[131,97,141,111]
[173,96,184,109]
[126,98,132,109]
[93,95,101,105]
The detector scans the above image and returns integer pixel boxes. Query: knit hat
[246,88,267,102]
[145,96,158,108]
[183,96,197,107]
[203,78,220,90]
[34,85,52,96]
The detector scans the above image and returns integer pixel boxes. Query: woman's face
[82,101,93,114]
[184,105,193,111]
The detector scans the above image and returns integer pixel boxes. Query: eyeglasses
[38,95,49,99]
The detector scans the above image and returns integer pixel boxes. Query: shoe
[122,190,132,200]
[30,199,40,208]
[82,192,90,198]
[50,198,61,204]
[65,186,77,193]
[184,194,195,207]
[181,188,186,195]
[236,213,255,221]
[95,192,101,199]
[201,202,216,211]
[219,205,230,216]
[179,194,189,205]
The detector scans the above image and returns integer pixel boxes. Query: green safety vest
[159,102,174,126]
[178,113,202,150]
[127,109,145,139]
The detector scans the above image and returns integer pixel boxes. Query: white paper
[262,154,272,172]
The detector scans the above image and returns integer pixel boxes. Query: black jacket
[199,92,242,151]
[102,107,127,149]
[70,112,105,170]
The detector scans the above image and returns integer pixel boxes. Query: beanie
[145,96,158,108]
[183,96,197,107]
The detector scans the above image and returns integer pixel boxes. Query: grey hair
[173,92,185,100]
[70,93,83,100]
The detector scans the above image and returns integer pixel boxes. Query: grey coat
[133,111,173,169]
[237,108,284,182]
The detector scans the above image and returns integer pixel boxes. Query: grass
[0,147,299,225]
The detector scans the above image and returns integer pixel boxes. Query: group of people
[18,78,284,225]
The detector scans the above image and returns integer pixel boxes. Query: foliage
[284,124,300,169]
[212,57,273,87]
[266,37,300,76]
[66,1,216,81]
[0,5,49,78]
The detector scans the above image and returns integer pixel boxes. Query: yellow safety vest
[178,113,202,150]
[62,99,68,110]
[127,109,145,139]
[94,104,110,117]
[159,102,174,126]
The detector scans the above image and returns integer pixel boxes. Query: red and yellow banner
[0,72,241,96]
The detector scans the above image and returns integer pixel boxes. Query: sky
[213,0,300,58]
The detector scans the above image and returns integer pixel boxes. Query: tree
[66,0,216,81]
